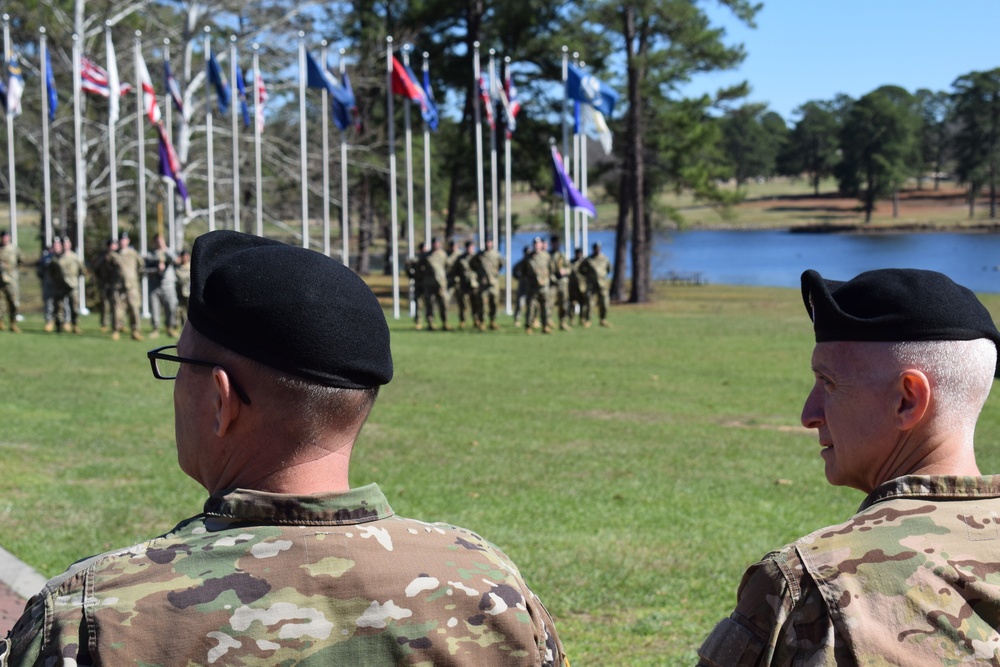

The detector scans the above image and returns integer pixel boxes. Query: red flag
[391,56,424,102]
[478,75,494,129]
[135,50,161,123]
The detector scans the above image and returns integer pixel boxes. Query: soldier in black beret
[3,231,566,666]
[700,268,1000,666]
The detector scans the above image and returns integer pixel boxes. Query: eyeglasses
[147,345,252,405]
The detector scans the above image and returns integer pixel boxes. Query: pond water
[502,229,1000,294]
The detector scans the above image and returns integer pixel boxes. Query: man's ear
[212,367,242,437]
[895,369,931,431]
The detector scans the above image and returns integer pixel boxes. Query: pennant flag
[254,70,268,134]
[503,71,521,138]
[235,65,250,128]
[421,64,440,132]
[135,50,161,123]
[306,52,357,132]
[105,33,120,122]
[6,53,24,117]
[45,48,58,121]
[551,146,596,217]
[207,50,230,114]
[157,122,188,201]
[477,74,494,129]
[566,63,618,118]
[164,59,183,114]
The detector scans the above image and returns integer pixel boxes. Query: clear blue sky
[683,0,1000,121]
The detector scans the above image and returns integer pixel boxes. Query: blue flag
[45,48,57,121]
[551,146,596,217]
[164,59,183,114]
[306,52,357,132]
[566,63,617,118]
[402,60,437,130]
[0,77,7,113]
[420,63,439,131]
[206,50,230,114]
[235,65,250,128]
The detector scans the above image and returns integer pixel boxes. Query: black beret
[801,268,1000,376]
[188,231,392,389]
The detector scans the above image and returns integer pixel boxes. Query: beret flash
[188,230,392,388]
[801,268,1000,376]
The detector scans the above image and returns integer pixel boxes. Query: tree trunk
[610,165,630,302]
[623,6,650,303]
[892,188,898,218]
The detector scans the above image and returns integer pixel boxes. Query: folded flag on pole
[164,59,183,114]
[421,64,439,132]
[580,103,613,155]
[45,48,58,121]
[551,146,596,217]
[477,74,494,129]
[135,50,161,123]
[207,50,230,114]
[254,70,268,134]
[80,56,133,99]
[157,122,188,202]
[235,65,250,128]
[6,53,24,117]
[566,63,618,118]
[390,55,436,129]
[306,51,358,132]
[105,32,120,122]
[341,72,361,133]
[503,71,521,138]
[0,78,7,114]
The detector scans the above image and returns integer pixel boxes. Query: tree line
[716,72,1000,223]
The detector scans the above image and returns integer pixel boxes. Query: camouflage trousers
[422,285,448,326]
[115,284,142,333]
[52,284,80,326]
[525,285,551,329]
[478,284,500,323]
[554,278,570,323]
[569,282,590,324]
[591,284,610,320]
[0,279,18,323]
[455,285,481,325]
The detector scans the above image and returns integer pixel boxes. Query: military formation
[408,234,614,333]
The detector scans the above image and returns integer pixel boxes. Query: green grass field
[4,283,1000,664]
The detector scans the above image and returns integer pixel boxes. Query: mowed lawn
[4,282,1000,664]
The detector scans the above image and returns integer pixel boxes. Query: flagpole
[504,56,513,315]
[572,53,582,254]
[106,23,119,240]
[135,31,151,319]
[164,39,176,250]
[473,42,485,245]
[580,62,590,253]
[204,27,215,232]
[339,49,349,265]
[253,43,263,237]
[319,41,330,256]
[2,17,15,247]
[560,46,570,254]
[387,36,400,320]
[230,35,240,232]
[422,52,432,245]
[298,33,308,248]
[488,49,500,246]
[72,33,88,313]
[402,45,416,318]
[40,28,53,247]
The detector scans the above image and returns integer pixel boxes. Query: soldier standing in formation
[48,237,86,334]
[115,231,146,341]
[449,240,480,330]
[580,241,613,328]
[406,242,428,330]
[174,248,191,328]
[94,238,120,333]
[472,237,503,330]
[511,245,530,327]
[568,246,590,327]
[38,240,58,332]
[0,229,22,333]
[147,233,179,339]
[524,236,552,334]
[421,237,451,331]
[549,236,571,331]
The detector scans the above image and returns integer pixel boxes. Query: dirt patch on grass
[722,419,813,435]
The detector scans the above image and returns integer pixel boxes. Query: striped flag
[254,69,268,134]
[135,49,161,123]
[477,74,494,129]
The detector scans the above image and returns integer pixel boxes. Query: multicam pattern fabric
[697,475,1000,666]
[2,484,565,666]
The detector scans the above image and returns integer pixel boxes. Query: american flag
[80,56,132,98]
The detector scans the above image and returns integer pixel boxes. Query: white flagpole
[339,49,349,265]
[402,45,415,318]
[473,42,485,244]
[106,24,119,240]
[204,27,215,232]
[40,28,53,247]
[136,31,151,319]
[422,51,432,245]
[230,35,240,232]
[298,33,308,248]
[72,34,88,313]
[387,36,400,319]
[572,53,582,253]
[164,39,176,250]
[252,43,263,236]
[561,46,570,253]
[2,16,14,247]
[580,61,590,253]
[321,41,331,256]
[488,50,499,246]
[503,56,513,315]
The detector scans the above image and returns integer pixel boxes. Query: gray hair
[888,339,996,432]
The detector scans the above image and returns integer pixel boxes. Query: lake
[502,229,1000,294]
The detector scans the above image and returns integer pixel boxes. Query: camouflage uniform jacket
[117,246,145,289]
[449,252,478,291]
[423,248,449,290]
[0,243,21,285]
[2,483,565,667]
[49,251,86,290]
[472,249,503,289]
[525,250,551,290]
[549,251,569,286]
[581,253,611,289]
[697,475,1000,667]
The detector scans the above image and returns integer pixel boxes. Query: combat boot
[73,325,84,335]
[414,321,424,331]
[62,322,72,333]
[167,328,179,338]
[111,330,121,341]
[131,329,145,341]
[44,321,54,333]
[600,319,613,328]
[10,322,21,334]
[489,320,499,330]
[543,325,552,334]
[149,328,160,340]
[0,320,6,330]
[560,320,571,331]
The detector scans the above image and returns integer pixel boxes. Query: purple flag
[158,123,189,201]
[551,146,595,217]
